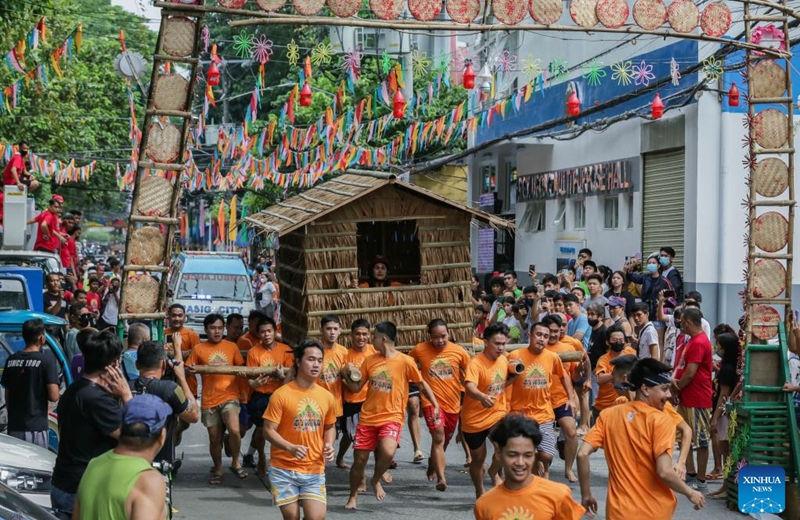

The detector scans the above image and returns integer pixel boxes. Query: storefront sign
[517,160,632,201]
[477,227,494,272]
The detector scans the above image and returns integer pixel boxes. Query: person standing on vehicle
[1,318,60,449]
[28,195,67,254]
[44,272,68,319]
[73,394,171,520]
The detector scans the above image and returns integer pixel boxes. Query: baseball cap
[50,195,64,204]
[121,394,172,437]
[608,296,626,308]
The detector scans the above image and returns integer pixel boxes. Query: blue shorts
[268,466,326,507]
[554,403,574,421]
[247,392,272,428]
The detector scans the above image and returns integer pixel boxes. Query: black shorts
[341,401,363,441]
[246,391,272,428]
[463,428,493,451]
[408,383,420,399]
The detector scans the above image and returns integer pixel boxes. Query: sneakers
[686,477,708,492]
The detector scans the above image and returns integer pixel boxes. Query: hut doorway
[356,220,421,285]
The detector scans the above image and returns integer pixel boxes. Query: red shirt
[60,236,77,270]
[674,332,713,408]
[86,292,101,313]
[2,154,25,186]
[33,210,61,252]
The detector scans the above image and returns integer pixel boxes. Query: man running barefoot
[342,321,439,509]
[409,319,470,491]
[316,315,348,466]
[264,340,336,520]
[462,323,514,498]
[474,414,585,520]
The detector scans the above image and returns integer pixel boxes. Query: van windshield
[177,273,251,301]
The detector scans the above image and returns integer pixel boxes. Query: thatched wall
[276,230,307,346]
[284,184,474,349]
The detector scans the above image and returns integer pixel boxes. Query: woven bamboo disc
[529,0,563,24]
[161,17,195,58]
[753,259,786,299]
[750,60,786,99]
[667,0,698,33]
[752,304,780,340]
[125,275,160,315]
[255,0,286,10]
[410,0,443,20]
[753,211,789,253]
[700,1,731,37]
[370,0,403,19]
[329,0,359,15]
[632,0,666,30]
[753,158,789,198]
[145,123,182,164]
[752,108,789,149]
[596,0,628,28]
[136,175,173,217]
[218,0,245,7]
[570,0,598,27]
[153,74,190,112]
[447,0,480,22]
[494,0,528,25]
[294,0,325,15]
[129,227,167,266]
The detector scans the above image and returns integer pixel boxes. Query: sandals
[229,466,249,479]
[706,472,724,481]
[209,474,222,485]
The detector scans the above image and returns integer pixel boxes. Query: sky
[110,0,161,30]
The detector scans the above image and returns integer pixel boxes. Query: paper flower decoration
[311,42,333,66]
[250,35,273,64]
[412,49,431,77]
[751,24,786,55]
[611,60,633,86]
[434,54,450,74]
[632,60,655,86]
[522,54,542,79]
[548,58,569,82]
[286,39,300,66]
[701,55,724,81]
[381,50,391,74]
[232,30,255,60]
[582,58,606,87]
[494,50,518,73]
[342,46,363,79]
[670,57,681,86]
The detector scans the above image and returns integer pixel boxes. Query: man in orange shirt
[462,323,514,498]
[185,313,247,485]
[342,321,439,510]
[237,310,267,352]
[409,319,471,492]
[592,325,637,418]
[474,414,584,520]
[577,358,705,519]
[165,304,201,357]
[317,315,348,441]
[508,321,575,479]
[264,340,336,520]
[336,319,375,469]
[244,316,293,476]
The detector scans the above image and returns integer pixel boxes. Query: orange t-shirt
[246,342,294,394]
[263,381,336,475]
[237,331,261,352]
[545,341,578,408]
[474,478,585,520]
[186,340,245,409]
[593,347,637,411]
[318,344,348,417]
[343,344,376,404]
[359,353,422,427]
[409,341,471,414]
[508,348,565,425]
[461,353,508,433]
[612,397,683,427]
[165,327,201,352]
[584,401,678,520]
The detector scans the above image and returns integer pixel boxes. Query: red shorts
[423,406,459,443]
[353,422,402,451]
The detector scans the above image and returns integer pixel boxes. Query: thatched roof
[246,169,515,236]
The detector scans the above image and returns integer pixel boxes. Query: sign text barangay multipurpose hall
[517,160,633,201]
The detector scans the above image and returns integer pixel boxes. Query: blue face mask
[646,263,658,274]
[659,256,670,267]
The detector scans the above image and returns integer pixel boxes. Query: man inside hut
[342,321,440,509]
[409,319,471,492]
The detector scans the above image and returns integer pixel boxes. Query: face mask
[659,256,670,266]
[645,263,658,274]
[610,342,625,352]
[588,319,600,327]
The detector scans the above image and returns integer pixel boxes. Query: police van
[167,252,255,337]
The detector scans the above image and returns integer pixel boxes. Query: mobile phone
[663,290,676,298]
[529,264,536,273]
[793,309,799,323]
[624,256,630,263]
[635,252,642,260]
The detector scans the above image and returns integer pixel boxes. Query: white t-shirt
[259,281,276,309]
[101,289,120,326]
[637,322,659,359]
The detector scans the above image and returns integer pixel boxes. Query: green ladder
[726,323,800,512]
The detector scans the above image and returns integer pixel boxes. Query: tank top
[77,451,160,520]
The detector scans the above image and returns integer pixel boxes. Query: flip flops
[209,474,222,485]
[229,466,249,479]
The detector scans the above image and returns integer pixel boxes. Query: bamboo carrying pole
[189,365,287,377]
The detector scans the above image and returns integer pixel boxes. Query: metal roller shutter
[642,149,685,272]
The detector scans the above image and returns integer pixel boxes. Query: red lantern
[728,82,740,107]
[207,61,220,87]
[567,91,580,116]
[463,61,476,90]
[300,80,312,107]
[652,92,664,119]
[393,88,406,119]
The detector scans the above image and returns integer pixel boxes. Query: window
[627,194,635,228]
[556,200,566,231]
[573,199,586,230]
[178,274,252,301]
[604,196,619,229]
[356,220,421,284]
[481,164,496,194]
[521,202,546,232]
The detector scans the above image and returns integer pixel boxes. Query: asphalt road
[171,418,738,519]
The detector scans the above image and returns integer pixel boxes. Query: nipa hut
[246,170,514,350]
